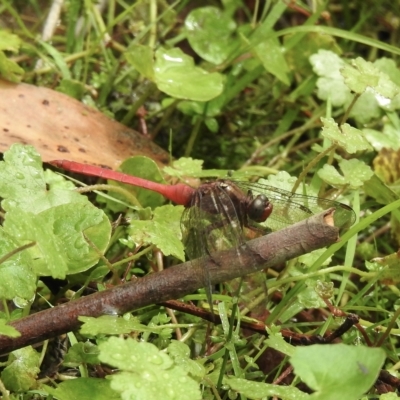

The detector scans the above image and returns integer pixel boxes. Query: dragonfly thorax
[216,181,273,224]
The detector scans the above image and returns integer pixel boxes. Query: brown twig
[160,300,360,346]
[0,209,340,354]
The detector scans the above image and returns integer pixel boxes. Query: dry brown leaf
[0,79,169,168]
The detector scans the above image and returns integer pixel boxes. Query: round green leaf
[4,203,111,277]
[154,47,224,101]
[44,378,120,400]
[185,6,238,64]
[0,228,36,300]
[320,117,373,154]
[125,44,155,80]
[99,337,201,400]
[1,347,40,392]
[291,344,385,400]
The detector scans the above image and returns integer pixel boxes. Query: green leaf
[285,33,342,76]
[128,204,185,261]
[163,157,204,178]
[176,100,210,117]
[0,31,21,52]
[364,174,399,205]
[264,327,295,357]
[125,44,155,80]
[226,377,309,400]
[337,159,374,186]
[40,40,71,79]
[126,45,225,101]
[320,117,373,153]
[349,91,382,123]
[4,203,110,277]
[176,90,227,119]
[310,50,351,107]
[79,315,150,336]
[342,57,400,99]
[98,337,202,400]
[380,393,400,400]
[0,144,112,277]
[164,157,230,180]
[258,171,308,194]
[318,159,373,189]
[0,228,36,300]
[310,51,398,123]
[374,58,400,87]
[0,30,23,82]
[164,157,232,180]
[56,78,86,99]
[43,378,120,400]
[167,341,206,379]
[370,251,400,285]
[290,344,385,400]
[253,37,290,85]
[185,6,238,64]
[0,319,20,338]
[0,144,80,212]
[204,117,219,133]
[297,283,326,308]
[63,342,100,366]
[298,248,331,267]
[0,51,24,82]
[154,47,224,101]
[363,124,400,152]
[1,347,40,392]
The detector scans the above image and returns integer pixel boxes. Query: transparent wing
[235,181,355,231]
[180,184,255,312]
[181,184,248,258]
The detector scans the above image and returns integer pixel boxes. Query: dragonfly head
[247,194,273,223]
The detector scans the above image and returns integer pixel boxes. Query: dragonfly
[50,160,356,315]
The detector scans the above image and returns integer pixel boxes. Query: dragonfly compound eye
[247,194,273,223]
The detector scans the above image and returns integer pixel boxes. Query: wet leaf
[0,32,23,82]
[185,6,238,64]
[1,347,40,392]
[318,159,373,189]
[310,50,351,107]
[0,144,112,279]
[320,117,373,153]
[4,204,110,276]
[128,204,184,261]
[291,344,385,400]
[163,157,204,178]
[0,319,21,338]
[154,47,224,101]
[44,379,119,400]
[363,125,400,152]
[226,376,308,400]
[370,250,400,285]
[125,44,154,80]
[167,341,206,379]
[98,337,201,400]
[0,31,21,52]
[342,57,400,98]
[79,315,149,336]
[63,342,100,366]
[253,37,290,85]
[0,229,36,300]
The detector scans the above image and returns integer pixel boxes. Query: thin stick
[0,209,339,354]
